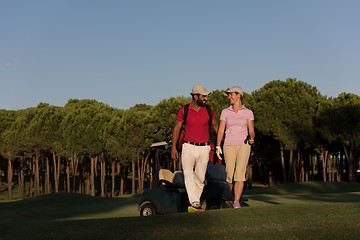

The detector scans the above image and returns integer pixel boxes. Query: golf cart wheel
[140,203,156,216]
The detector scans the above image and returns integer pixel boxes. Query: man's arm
[212,118,219,134]
[171,120,183,160]
[210,106,218,134]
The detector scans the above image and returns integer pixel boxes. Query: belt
[184,141,210,146]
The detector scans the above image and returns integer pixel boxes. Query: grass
[0,182,359,240]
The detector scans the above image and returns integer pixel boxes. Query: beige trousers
[223,144,251,182]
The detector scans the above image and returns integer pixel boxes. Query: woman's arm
[248,120,255,144]
[217,120,226,146]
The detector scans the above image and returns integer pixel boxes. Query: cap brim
[192,91,211,95]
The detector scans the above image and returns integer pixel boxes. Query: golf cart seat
[173,171,185,188]
[206,162,227,182]
[158,169,185,192]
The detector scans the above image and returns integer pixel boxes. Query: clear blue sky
[1,0,359,110]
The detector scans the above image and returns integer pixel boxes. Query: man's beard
[197,99,206,107]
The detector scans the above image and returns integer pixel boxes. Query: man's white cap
[224,86,243,96]
[191,84,210,95]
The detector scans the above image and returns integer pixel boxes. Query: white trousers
[181,143,210,204]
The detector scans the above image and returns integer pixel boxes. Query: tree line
[1,78,359,200]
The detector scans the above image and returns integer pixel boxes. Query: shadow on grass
[245,181,360,205]
[2,199,360,240]
[247,181,360,194]
[1,181,359,233]
[0,192,141,232]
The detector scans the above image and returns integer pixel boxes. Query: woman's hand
[216,146,222,160]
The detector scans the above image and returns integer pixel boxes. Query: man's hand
[216,146,222,160]
[171,147,179,160]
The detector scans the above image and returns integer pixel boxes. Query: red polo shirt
[176,102,216,143]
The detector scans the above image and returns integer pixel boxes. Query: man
[171,84,218,212]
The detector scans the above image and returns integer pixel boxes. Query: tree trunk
[310,155,313,180]
[71,153,78,193]
[45,157,50,194]
[321,150,328,182]
[119,165,125,196]
[328,155,332,182]
[137,158,141,194]
[17,165,21,195]
[116,162,121,175]
[53,152,58,193]
[132,160,136,194]
[293,150,298,183]
[20,159,25,199]
[111,161,115,197]
[246,164,253,188]
[100,160,106,197]
[312,155,316,181]
[34,152,40,196]
[295,150,300,182]
[78,156,84,194]
[280,143,287,183]
[300,151,305,182]
[85,177,90,195]
[332,154,336,182]
[268,168,273,186]
[116,162,121,196]
[66,161,70,193]
[52,151,60,193]
[44,158,48,194]
[32,157,36,196]
[344,144,356,182]
[141,153,150,192]
[120,176,124,196]
[29,158,34,197]
[338,152,343,182]
[94,156,98,177]
[288,149,293,182]
[7,158,12,200]
[90,156,97,196]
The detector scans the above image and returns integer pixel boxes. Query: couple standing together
[171,84,255,212]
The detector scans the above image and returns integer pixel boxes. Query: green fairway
[1,182,359,240]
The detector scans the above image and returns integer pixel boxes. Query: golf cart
[138,127,248,216]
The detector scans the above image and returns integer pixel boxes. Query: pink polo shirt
[220,105,254,146]
[176,102,216,143]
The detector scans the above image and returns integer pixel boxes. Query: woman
[216,86,255,208]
